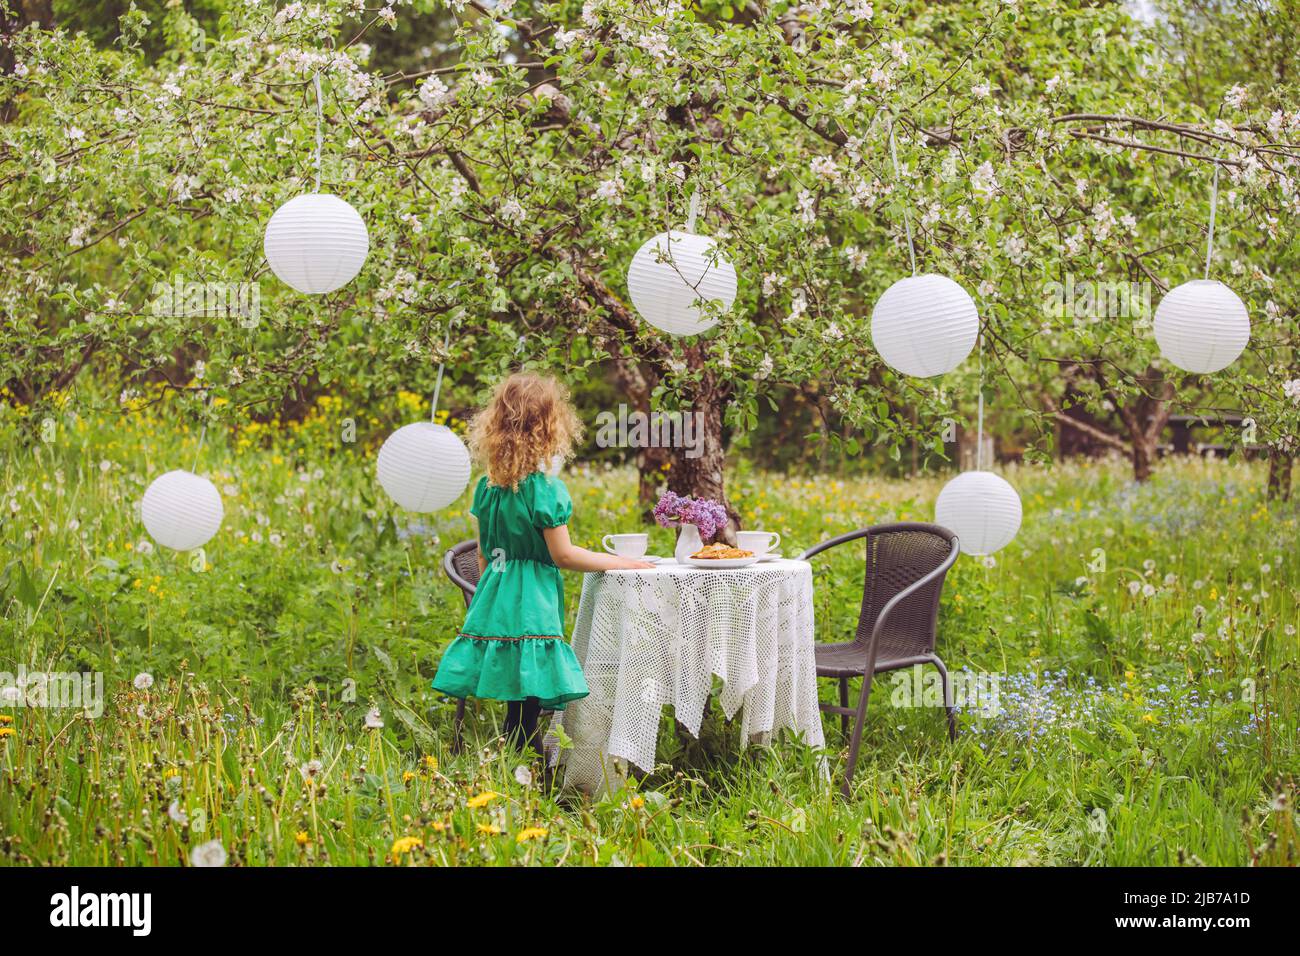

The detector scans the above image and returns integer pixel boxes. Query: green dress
[432,471,589,710]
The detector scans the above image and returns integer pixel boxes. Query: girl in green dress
[432,372,654,752]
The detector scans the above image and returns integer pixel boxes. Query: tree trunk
[1112,365,1172,483]
[1267,450,1293,501]
[1130,429,1157,483]
[609,355,667,514]
[666,398,727,499]
[663,351,736,541]
[1053,366,1126,459]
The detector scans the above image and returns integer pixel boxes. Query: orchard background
[0,0,1298,865]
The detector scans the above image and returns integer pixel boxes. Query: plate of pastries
[685,542,761,569]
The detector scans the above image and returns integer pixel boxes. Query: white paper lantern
[626,230,737,336]
[141,469,224,551]
[1153,279,1249,374]
[263,193,369,294]
[934,470,1022,557]
[377,422,471,512]
[871,274,979,377]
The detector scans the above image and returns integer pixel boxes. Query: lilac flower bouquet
[652,491,729,540]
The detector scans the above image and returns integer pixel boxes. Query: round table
[552,558,825,794]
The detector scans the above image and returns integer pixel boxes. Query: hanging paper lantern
[1153,279,1249,374]
[934,471,1022,557]
[376,422,471,512]
[141,470,224,551]
[626,230,737,336]
[871,274,979,377]
[263,193,369,294]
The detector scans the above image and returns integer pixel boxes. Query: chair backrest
[855,523,957,658]
[443,539,480,609]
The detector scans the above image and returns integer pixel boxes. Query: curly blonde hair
[468,372,584,491]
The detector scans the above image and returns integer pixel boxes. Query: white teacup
[736,530,781,555]
[603,533,648,558]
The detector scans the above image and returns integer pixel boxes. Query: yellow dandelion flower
[0,727,14,738]
[391,836,423,864]
[516,827,548,844]
[0,715,12,724]
[467,790,499,809]
[477,823,502,835]
[403,770,416,783]
[423,755,438,771]
[295,830,310,846]
[629,796,645,810]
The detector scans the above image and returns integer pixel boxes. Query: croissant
[691,543,755,559]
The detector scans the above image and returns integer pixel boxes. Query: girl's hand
[542,525,658,572]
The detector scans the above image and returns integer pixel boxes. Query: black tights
[503,697,542,752]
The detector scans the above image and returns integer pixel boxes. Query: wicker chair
[441,539,482,754]
[798,522,960,797]
[440,539,559,753]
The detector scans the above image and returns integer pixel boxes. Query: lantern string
[430,320,453,422]
[312,71,324,193]
[192,421,207,473]
[1204,158,1220,280]
[975,329,985,472]
[191,390,213,473]
[685,188,700,233]
[886,115,918,276]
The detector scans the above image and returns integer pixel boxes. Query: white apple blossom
[499,198,526,224]
[418,75,450,108]
[842,245,869,271]
[595,175,625,205]
[971,161,999,199]
[796,189,816,225]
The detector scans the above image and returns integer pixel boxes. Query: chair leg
[452,697,467,754]
[838,677,850,738]
[932,658,958,741]
[841,671,876,800]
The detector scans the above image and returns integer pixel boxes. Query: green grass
[1,396,1298,865]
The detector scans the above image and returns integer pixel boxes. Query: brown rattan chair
[441,539,482,754]
[441,538,559,753]
[798,522,960,797]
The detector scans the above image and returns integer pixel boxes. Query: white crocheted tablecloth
[554,558,824,794]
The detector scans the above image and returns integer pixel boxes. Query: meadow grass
[1,398,1297,865]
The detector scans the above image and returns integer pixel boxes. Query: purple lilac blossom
[653,491,728,539]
